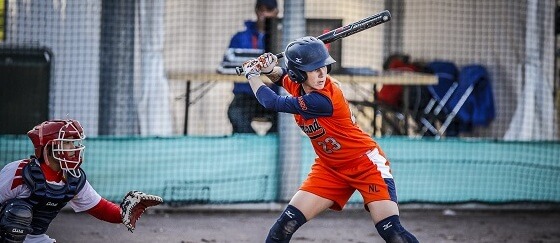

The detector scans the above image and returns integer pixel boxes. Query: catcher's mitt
[120,190,163,232]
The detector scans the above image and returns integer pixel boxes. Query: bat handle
[235,52,285,76]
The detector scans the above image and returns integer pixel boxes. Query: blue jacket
[229,21,265,95]
[451,65,495,128]
[229,21,265,50]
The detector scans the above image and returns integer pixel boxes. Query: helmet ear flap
[287,60,307,83]
[287,64,331,84]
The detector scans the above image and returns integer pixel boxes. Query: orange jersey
[282,76,381,168]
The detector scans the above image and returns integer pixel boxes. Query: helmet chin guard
[28,120,86,178]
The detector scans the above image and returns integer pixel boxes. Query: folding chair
[421,63,494,138]
[419,61,460,137]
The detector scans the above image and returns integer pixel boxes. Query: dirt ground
[47,206,560,243]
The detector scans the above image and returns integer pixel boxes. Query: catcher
[0,119,162,243]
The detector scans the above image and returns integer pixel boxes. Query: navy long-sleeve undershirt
[254,85,333,120]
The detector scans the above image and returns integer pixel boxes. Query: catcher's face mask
[51,137,85,177]
[29,120,86,178]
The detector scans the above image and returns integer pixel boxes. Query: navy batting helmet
[284,36,336,83]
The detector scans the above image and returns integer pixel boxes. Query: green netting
[0,135,279,203]
[2,135,558,204]
[303,137,560,204]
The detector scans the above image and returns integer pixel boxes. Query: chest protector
[22,160,86,235]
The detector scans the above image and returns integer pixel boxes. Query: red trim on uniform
[17,161,28,170]
[87,198,122,223]
[10,178,24,190]
[10,160,30,190]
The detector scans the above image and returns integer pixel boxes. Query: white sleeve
[0,161,31,204]
[68,180,102,212]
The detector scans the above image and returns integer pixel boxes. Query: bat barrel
[235,10,391,75]
[317,10,391,44]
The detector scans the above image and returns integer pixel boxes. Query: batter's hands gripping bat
[235,10,392,75]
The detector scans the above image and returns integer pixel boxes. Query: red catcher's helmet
[27,119,86,177]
